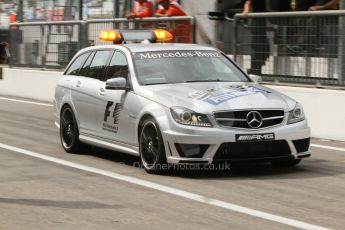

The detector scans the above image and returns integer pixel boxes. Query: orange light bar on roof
[154,29,173,43]
[98,29,173,44]
[98,30,123,44]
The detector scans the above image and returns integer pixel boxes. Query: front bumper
[161,120,311,164]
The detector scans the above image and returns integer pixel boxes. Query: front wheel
[139,118,167,174]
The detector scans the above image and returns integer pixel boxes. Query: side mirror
[105,77,128,90]
[249,74,263,83]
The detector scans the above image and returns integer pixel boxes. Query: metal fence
[10,11,345,87]
[10,20,85,69]
[9,16,196,69]
[232,10,345,86]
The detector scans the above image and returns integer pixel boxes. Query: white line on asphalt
[0,143,331,230]
[0,96,53,107]
[311,144,345,153]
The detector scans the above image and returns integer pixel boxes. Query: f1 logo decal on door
[103,101,123,133]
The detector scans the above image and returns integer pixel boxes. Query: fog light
[175,144,209,158]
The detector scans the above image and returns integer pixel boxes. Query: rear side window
[65,52,90,75]
[88,50,113,80]
[106,51,129,80]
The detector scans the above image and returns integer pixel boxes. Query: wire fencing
[10,20,86,69]
[10,11,345,86]
[232,10,345,86]
[9,16,196,70]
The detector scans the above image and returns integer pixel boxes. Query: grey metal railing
[9,16,196,69]
[232,10,345,86]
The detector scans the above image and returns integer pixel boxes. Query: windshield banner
[134,50,222,60]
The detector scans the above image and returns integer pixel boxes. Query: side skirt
[79,134,139,156]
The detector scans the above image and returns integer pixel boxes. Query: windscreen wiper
[144,82,168,85]
[185,79,231,83]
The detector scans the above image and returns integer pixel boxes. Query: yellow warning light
[98,30,123,43]
[154,29,173,42]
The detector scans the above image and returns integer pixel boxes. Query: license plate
[236,133,275,142]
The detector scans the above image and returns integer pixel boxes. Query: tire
[139,118,167,174]
[271,159,301,167]
[60,105,90,153]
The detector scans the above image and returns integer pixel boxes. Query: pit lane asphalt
[0,97,344,230]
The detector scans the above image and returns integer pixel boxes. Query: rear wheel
[271,159,301,167]
[139,118,167,173]
[60,105,89,153]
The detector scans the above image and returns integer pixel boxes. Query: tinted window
[88,50,113,80]
[106,51,129,80]
[65,52,90,75]
[79,52,95,77]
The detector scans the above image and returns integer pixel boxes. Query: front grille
[293,138,310,153]
[214,140,291,161]
[214,110,285,129]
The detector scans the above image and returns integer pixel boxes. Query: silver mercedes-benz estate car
[54,42,310,173]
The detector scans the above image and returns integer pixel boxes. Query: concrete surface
[0,68,62,102]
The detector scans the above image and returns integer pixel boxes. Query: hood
[138,82,297,114]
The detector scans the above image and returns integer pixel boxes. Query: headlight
[287,103,305,124]
[170,107,213,127]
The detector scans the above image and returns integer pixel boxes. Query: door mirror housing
[249,74,263,83]
[105,77,128,90]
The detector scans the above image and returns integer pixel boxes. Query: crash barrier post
[9,16,195,70]
[232,10,345,86]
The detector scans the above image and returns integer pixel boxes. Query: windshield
[133,50,249,85]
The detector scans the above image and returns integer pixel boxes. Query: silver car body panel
[54,43,311,163]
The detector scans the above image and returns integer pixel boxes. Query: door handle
[75,81,81,87]
[98,88,106,96]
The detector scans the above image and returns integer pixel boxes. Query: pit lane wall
[0,68,62,102]
[0,67,344,142]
